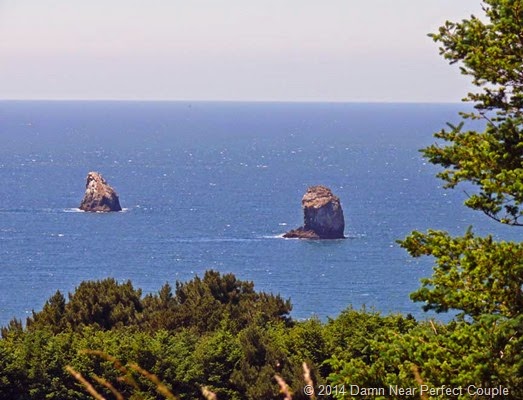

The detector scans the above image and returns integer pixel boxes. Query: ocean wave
[345,232,367,239]
[63,208,84,213]
[265,233,363,240]
[63,207,130,213]
[261,234,286,239]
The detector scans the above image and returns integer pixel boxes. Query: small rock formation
[284,185,345,239]
[79,172,122,212]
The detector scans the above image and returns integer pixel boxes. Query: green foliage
[22,271,291,337]
[423,120,523,225]
[430,0,523,109]
[25,279,144,332]
[1,318,23,339]
[140,283,179,331]
[399,228,523,319]
[286,317,329,368]
[141,270,292,334]
[326,309,418,399]
[326,2,523,398]
[0,337,27,399]
[0,272,300,400]
[188,328,242,399]
[26,290,66,334]
[328,316,523,399]
[400,2,523,394]
[64,279,143,330]
[325,307,416,363]
[425,0,523,225]
[231,323,291,400]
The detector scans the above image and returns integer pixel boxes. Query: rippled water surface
[0,101,517,326]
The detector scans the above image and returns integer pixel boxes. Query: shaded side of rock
[79,172,122,212]
[282,227,320,239]
[284,185,345,239]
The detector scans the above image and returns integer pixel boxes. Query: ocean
[0,101,518,327]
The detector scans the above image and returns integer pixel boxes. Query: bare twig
[92,374,125,400]
[302,362,315,399]
[275,374,293,400]
[66,366,107,400]
[201,386,218,400]
[81,350,140,390]
[80,350,129,375]
[429,319,438,335]
[411,365,428,400]
[128,362,179,400]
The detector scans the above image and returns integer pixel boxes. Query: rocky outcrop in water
[79,172,122,212]
[283,185,345,239]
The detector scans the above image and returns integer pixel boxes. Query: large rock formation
[284,185,345,239]
[79,172,122,212]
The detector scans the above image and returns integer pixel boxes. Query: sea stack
[284,185,345,239]
[79,172,122,212]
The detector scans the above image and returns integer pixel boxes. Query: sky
[0,0,484,102]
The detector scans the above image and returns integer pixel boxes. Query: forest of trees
[0,271,418,399]
[2,0,523,398]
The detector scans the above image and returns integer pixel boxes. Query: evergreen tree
[396,0,523,395]
[399,0,523,322]
[26,290,66,333]
[328,2,523,397]
[422,0,523,225]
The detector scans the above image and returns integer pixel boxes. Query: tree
[398,0,523,321]
[26,290,66,333]
[423,0,523,226]
[141,270,292,333]
[65,279,143,330]
[400,228,523,319]
[396,0,523,396]
[1,318,23,339]
[328,2,523,397]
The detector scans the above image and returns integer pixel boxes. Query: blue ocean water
[0,101,518,327]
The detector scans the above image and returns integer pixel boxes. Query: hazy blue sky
[1,1,483,102]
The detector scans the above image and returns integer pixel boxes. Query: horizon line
[0,98,465,105]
